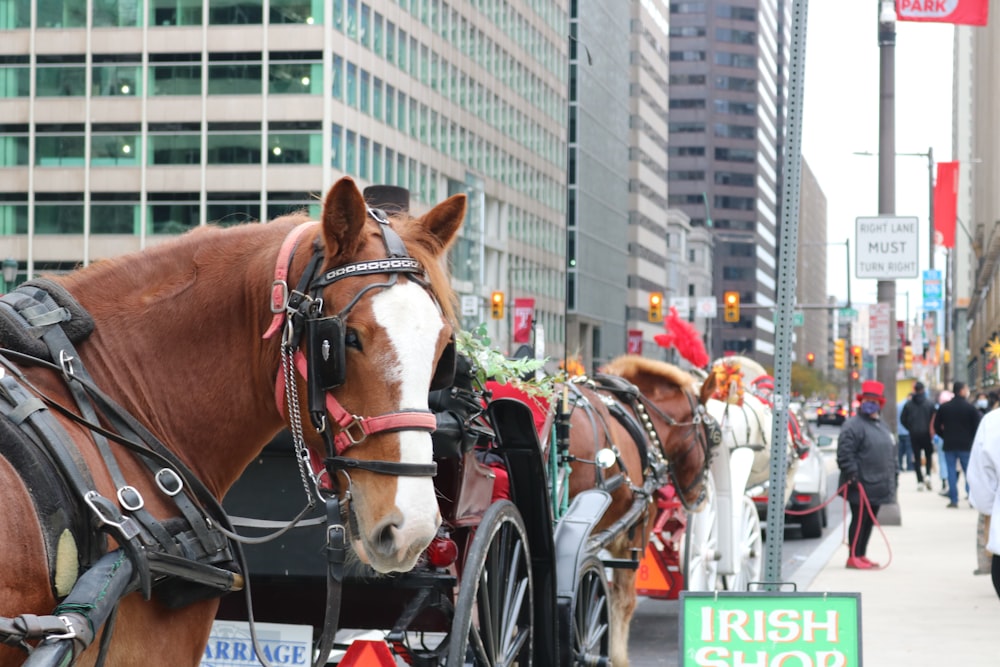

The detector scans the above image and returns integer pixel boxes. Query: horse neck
[58,223,293,496]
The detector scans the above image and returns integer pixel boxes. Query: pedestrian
[836,380,897,569]
[967,409,1000,599]
[896,393,914,472]
[935,381,983,508]
[930,389,953,496]
[900,381,936,492]
[975,392,991,415]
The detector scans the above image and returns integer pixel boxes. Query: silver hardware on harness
[44,616,78,641]
[116,485,145,512]
[84,491,141,540]
[343,416,367,445]
[58,350,75,376]
[155,467,184,496]
[270,280,289,313]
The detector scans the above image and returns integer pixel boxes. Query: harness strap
[263,221,319,340]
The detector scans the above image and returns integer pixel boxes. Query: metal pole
[846,238,854,410]
[876,3,898,436]
[762,0,809,590]
[928,147,935,271]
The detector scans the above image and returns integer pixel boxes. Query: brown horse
[0,177,464,666]
[563,354,713,666]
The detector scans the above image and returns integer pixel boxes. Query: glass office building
[0,0,569,355]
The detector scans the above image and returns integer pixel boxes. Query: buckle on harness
[270,280,289,314]
[155,468,184,496]
[343,416,367,445]
[46,616,79,641]
[84,491,141,541]
[117,485,144,512]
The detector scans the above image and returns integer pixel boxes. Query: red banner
[513,298,534,343]
[933,161,958,248]
[627,329,643,355]
[896,0,988,26]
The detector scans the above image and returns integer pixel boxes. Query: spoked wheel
[562,555,611,667]
[723,495,763,592]
[681,473,720,592]
[447,500,533,667]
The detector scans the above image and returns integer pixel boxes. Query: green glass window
[206,198,260,226]
[208,63,262,95]
[36,66,86,97]
[386,22,396,62]
[345,62,357,107]
[0,66,30,97]
[148,133,201,165]
[38,0,86,27]
[346,0,357,39]
[384,147,394,183]
[345,130,356,175]
[270,0,321,24]
[93,65,141,96]
[150,0,202,26]
[151,64,202,95]
[269,62,321,94]
[0,134,29,166]
[384,84,394,126]
[359,136,369,180]
[396,90,406,132]
[36,135,85,166]
[372,78,383,121]
[209,0,262,24]
[36,204,84,234]
[91,134,140,166]
[397,29,407,70]
[148,197,200,234]
[372,142,382,182]
[0,202,28,234]
[268,133,320,165]
[206,133,261,164]
[91,204,139,234]
[331,55,343,100]
[359,70,369,114]
[93,0,142,27]
[331,0,343,31]
[331,123,343,169]
[0,0,31,29]
[373,12,384,55]
[359,3,370,47]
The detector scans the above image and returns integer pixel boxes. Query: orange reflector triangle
[634,544,672,596]
[338,640,397,667]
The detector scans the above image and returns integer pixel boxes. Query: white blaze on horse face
[370,281,443,548]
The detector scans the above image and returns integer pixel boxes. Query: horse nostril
[374,522,399,555]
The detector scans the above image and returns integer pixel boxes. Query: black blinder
[430,338,456,391]
[307,315,347,391]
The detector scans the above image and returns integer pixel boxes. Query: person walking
[975,392,991,415]
[837,380,897,569]
[935,381,983,509]
[897,393,914,472]
[901,381,936,492]
[967,409,1000,599]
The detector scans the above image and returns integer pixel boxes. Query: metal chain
[281,340,318,505]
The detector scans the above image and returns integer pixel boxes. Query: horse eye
[345,329,362,350]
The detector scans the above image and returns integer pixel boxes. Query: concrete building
[666,0,790,364]
[0,0,569,358]
[794,158,828,372]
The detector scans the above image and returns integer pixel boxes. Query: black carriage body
[216,398,567,665]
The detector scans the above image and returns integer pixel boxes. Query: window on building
[206,193,261,226]
[93,0,142,26]
[35,194,84,234]
[208,0,263,24]
[270,54,322,94]
[148,123,201,165]
[208,59,262,95]
[150,55,202,95]
[37,0,87,28]
[92,201,139,234]
[148,194,200,234]
[36,126,86,166]
[206,126,261,164]
[36,64,86,97]
[150,0,202,25]
[91,131,141,166]
[268,123,321,165]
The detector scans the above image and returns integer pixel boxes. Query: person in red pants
[836,381,898,569]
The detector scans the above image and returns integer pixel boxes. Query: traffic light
[648,292,663,322]
[851,370,859,381]
[904,345,913,369]
[833,339,846,370]
[852,345,863,369]
[490,291,504,319]
[723,291,740,322]
[806,352,815,367]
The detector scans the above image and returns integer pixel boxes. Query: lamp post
[2,258,17,293]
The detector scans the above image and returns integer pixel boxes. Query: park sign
[855,216,920,279]
[680,591,862,666]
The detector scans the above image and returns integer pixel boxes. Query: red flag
[512,297,534,343]
[896,0,988,26]
[933,161,958,248]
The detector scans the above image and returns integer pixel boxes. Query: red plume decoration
[654,306,709,368]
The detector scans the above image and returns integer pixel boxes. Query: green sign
[793,311,804,328]
[839,308,858,319]
[680,592,862,666]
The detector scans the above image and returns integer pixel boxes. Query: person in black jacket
[935,381,983,508]
[900,381,937,492]
[837,380,897,569]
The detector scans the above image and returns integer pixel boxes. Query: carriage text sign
[855,216,919,279]
[680,592,861,666]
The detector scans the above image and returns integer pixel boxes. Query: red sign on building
[513,298,535,343]
[627,329,643,355]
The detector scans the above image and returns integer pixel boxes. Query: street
[626,423,843,664]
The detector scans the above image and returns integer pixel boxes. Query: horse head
[278,177,464,573]
[601,355,713,509]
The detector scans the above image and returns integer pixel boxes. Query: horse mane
[602,354,696,393]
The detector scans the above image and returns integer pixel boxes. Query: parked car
[803,400,821,422]
[816,402,847,426]
[749,411,830,539]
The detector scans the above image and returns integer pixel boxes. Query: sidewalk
[793,474,1000,665]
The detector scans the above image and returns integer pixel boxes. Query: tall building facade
[666,0,789,364]
[794,158,827,371]
[0,0,569,358]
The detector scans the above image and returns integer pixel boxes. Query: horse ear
[418,194,466,256]
[698,371,717,406]
[320,177,368,260]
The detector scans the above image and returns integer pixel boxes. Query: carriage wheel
[681,474,720,592]
[564,555,610,667]
[723,495,763,592]
[447,500,533,667]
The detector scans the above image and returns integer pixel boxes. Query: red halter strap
[265,222,439,457]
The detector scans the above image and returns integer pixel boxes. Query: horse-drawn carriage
[0,179,795,667]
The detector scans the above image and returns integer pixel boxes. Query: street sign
[670,296,690,314]
[870,302,891,355]
[923,298,942,311]
[855,215,920,279]
[695,296,717,318]
[839,307,857,319]
[460,294,479,317]
[793,311,804,327]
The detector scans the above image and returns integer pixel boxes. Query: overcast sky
[800,3,955,324]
